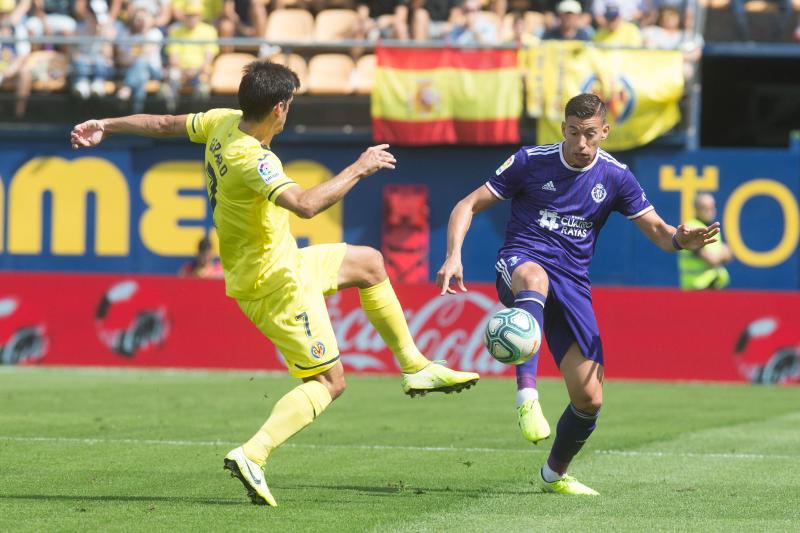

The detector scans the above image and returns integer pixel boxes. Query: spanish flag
[372,47,522,145]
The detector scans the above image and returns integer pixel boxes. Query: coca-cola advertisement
[1,272,798,383]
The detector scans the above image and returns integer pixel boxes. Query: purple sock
[513,289,545,390]
[547,403,600,475]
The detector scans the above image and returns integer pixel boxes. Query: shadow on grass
[0,494,246,506]
[0,485,542,506]
[280,484,541,496]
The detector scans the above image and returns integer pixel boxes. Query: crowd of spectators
[0,0,735,118]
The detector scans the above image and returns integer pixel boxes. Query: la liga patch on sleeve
[257,157,282,185]
[496,154,515,175]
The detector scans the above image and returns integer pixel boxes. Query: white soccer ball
[484,308,541,365]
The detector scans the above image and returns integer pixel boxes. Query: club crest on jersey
[310,341,326,359]
[591,183,607,204]
[496,155,515,175]
[257,158,281,185]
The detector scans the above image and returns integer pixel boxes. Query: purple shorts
[495,253,604,367]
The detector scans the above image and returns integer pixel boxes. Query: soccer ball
[484,308,541,365]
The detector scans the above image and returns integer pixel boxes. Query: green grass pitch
[1,367,799,532]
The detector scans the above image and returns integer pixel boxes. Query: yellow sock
[242,380,332,466]
[358,278,429,374]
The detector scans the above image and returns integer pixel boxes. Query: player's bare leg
[510,262,551,442]
[539,342,602,495]
[225,363,345,506]
[337,245,479,396]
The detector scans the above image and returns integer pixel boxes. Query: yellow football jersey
[186,108,299,300]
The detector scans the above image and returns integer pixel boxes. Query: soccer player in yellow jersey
[70,60,480,507]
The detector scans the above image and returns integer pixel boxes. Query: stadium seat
[743,0,778,12]
[27,51,69,92]
[265,9,315,42]
[268,52,309,94]
[353,54,376,95]
[314,9,359,41]
[146,80,161,94]
[211,53,258,94]
[306,54,355,94]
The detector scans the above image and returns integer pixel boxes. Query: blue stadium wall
[0,131,798,289]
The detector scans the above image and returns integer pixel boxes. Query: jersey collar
[559,142,599,173]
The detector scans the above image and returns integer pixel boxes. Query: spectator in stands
[522,0,573,28]
[218,0,267,53]
[70,0,114,99]
[542,0,591,40]
[126,0,173,29]
[639,0,686,26]
[0,0,33,118]
[642,6,686,48]
[506,12,539,44]
[592,0,642,26]
[74,0,124,26]
[116,5,162,112]
[642,7,701,79]
[448,0,498,44]
[164,0,218,112]
[592,4,642,46]
[411,0,460,41]
[178,236,224,278]
[172,0,224,25]
[354,0,408,40]
[26,0,78,38]
[678,193,732,290]
[0,0,31,25]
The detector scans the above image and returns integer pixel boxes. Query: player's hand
[354,144,396,177]
[676,221,720,251]
[70,119,107,149]
[436,256,467,295]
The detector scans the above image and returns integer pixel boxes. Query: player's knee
[573,394,602,414]
[327,375,347,400]
[360,246,387,286]
[512,263,549,293]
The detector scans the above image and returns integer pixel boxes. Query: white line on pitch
[593,449,798,460]
[0,435,797,460]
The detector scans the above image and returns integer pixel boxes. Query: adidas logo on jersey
[542,181,556,192]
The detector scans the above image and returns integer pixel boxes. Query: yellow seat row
[2,50,377,97]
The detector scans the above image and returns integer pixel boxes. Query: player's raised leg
[508,261,551,443]
[337,245,479,396]
[226,362,345,506]
[540,342,602,496]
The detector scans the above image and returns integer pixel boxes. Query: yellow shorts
[237,243,347,378]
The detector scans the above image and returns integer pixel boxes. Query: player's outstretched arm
[436,185,500,295]
[633,210,720,252]
[276,144,395,219]
[70,114,190,149]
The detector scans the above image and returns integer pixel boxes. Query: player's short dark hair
[565,93,607,123]
[238,61,300,122]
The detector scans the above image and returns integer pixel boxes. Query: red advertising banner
[1,273,798,384]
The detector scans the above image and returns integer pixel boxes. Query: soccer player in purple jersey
[436,93,720,495]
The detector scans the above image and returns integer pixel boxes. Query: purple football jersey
[486,142,653,284]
